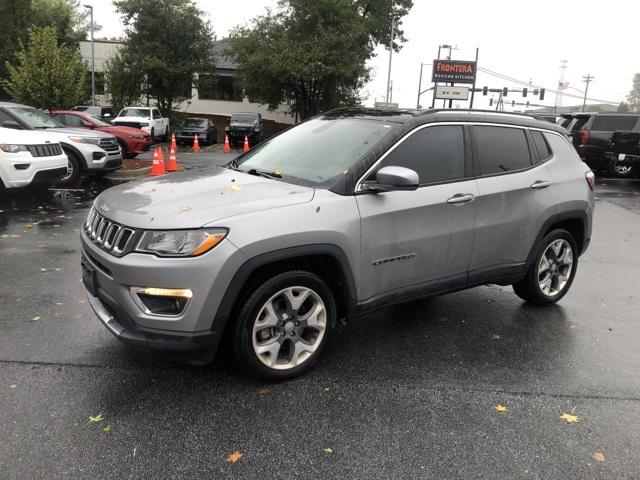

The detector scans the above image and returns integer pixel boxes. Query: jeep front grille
[27,143,62,157]
[84,209,136,257]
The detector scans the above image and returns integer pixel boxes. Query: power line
[477,67,618,105]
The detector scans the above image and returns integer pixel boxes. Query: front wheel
[232,271,336,381]
[513,229,578,306]
[56,148,81,186]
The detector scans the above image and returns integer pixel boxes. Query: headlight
[68,136,101,145]
[136,228,228,257]
[0,144,27,153]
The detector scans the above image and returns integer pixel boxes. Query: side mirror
[367,166,419,192]
[2,120,23,130]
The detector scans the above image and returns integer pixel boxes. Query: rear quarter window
[591,115,639,131]
[543,132,580,162]
[530,130,552,161]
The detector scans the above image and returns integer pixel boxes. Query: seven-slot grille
[84,209,135,257]
[114,121,143,129]
[99,137,120,152]
[27,143,62,157]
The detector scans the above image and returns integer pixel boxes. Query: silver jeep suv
[81,109,594,381]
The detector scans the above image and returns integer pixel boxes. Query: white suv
[0,127,67,188]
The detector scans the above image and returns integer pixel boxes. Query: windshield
[88,115,112,127]
[7,107,63,128]
[233,117,398,188]
[180,119,207,128]
[119,108,150,118]
[231,114,258,123]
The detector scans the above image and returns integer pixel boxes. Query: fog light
[129,287,192,315]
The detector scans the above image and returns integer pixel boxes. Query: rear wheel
[513,229,578,306]
[56,148,81,186]
[608,159,634,177]
[232,271,335,381]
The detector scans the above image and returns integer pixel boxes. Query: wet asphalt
[1,149,640,479]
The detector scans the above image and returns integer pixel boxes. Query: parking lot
[1,146,640,479]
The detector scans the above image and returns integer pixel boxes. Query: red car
[51,110,152,158]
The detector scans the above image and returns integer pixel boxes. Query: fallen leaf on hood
[323,447,334,454]
[226,184,242,192]
[9,384,17,389]
[40,268,47,273]
[593,452,606,462]
[226,451,243,463]
[31,316,40,321]
[491,334,502,340]
[274,168,283,176]
[569,323,577,330]
[179,206,191,213]
[495,404,508,413]
[258,388,269,397]
[88,413,104,423]
[78,299,87,304]
[560,412,580,424]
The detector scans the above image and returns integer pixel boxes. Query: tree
[113,0,215,116]
[626,73,640,112]
[0,0,32,99]
[103,52,145,111]
[3,26,86,111]
[230,0,413,120]
[30,0,92,46]
[618,101,630,112]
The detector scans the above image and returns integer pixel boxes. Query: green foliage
[618,101,630,112]
[113,0,215,116]
[104,52,145,112]
[3,26,86,111]
[0,0,33,99]
[229,0,413,120]
[31,0,92,45]
[626,73,640,112]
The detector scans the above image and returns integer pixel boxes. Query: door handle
[530,180,552,189]
[447,193,475,205]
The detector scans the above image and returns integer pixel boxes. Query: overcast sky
[92,0,639,111]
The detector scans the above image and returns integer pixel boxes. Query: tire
[232,271,336,382]
[56,148,82,186]
[608,159,634,178]
[512,229,578,306]
[150,127,155,139]
[162,127,169,142]
[117,140,135,159]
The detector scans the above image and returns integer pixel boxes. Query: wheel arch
[60,142,87,170]
[527,210,589,267]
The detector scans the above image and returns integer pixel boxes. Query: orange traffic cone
[150,147,165,176]
[166,142,179,172]
[171,133,177,151]
[243,135,250,153]
[223,134,231,153]
[193,134,200,153]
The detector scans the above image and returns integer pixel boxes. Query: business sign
[435,85,470,100]
[432,60,477,84]
[375,101,399,109]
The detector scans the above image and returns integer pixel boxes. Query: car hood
[93,166,315,229]
[100,125,149,137]
[44,127,115,139]
[112,116,149,124]
[0,127,60,145]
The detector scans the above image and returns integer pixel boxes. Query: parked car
[0,102,122,185]
[0,127,68,189]
[52,110,152,159]
[82,109,594,381]
[565,112,640,176]
[111,107,170,140]
[605,130,640,178]
[72,105,117,123]
[225,112,263,146]
[175,117,217,146]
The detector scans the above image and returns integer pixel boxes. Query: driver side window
[64,114,85,127]
[371,125,466,185]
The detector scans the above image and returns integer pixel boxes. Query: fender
[60,142,88,170]
[212,244,358,329]
[526,209,589,268]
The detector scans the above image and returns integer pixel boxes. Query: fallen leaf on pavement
[258,388,269,397]
[323,447,334,454]
[491,334,502,340]
[26,224,33,230]
[88,413,104,423]
[78,299,87,304]
[560,412,580,424]
[324,386,331,391]
[226,451,243,463]
[593,452,606,462]
[9,384,17,389]
[102,424,112,433]
[40,268,47,273]
[495,404,508,413]
[31,316,40,321]
[569,323,577,330]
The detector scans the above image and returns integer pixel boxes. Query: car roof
[322,108,565,132]
[0,101,30,108]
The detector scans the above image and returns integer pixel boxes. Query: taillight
[585,171,595,191]
[580,130,590,145]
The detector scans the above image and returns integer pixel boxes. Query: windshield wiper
[245,168,282,179]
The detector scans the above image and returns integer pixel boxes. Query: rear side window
[378,125,466,185]
[530,130,552,161]
[569,116,590,132]
[473,126,531,175]
[591,115,639,131]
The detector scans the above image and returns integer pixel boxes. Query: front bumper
[80,227,246,352]
[0,152,68,188]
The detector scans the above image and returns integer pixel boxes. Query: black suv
[225,112,263,146]
[565,112,640,174]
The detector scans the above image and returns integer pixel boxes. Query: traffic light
[482,86,488,96]
[489,98,493,106]
[503,87,508,97]
[512,100,515,107]
[533,89,539,95]
[539,88,545,101]
[523,88,527,97]
[526,101,530,107]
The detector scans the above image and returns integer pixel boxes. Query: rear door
[469,124,557,281]
[356,124,478,302]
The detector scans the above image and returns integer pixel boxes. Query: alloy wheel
[613,162,633,176]
[538,239,574,297]
[60,159,74,182]
[251,286,327,370]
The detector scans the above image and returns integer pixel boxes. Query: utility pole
[416,62,424,109]
[582,74,594,112]
[431,45,442,109]
[469,47,479,109]
[385,16,394,104]
[554,60,568,113]
[83,4,95,106]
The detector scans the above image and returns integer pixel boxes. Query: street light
[416,62,433,109]
[83,4,95,106]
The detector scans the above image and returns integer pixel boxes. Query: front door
[356,124,478,302]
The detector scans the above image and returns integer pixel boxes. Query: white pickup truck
[0,127,68,188]
[111,107,170,140]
